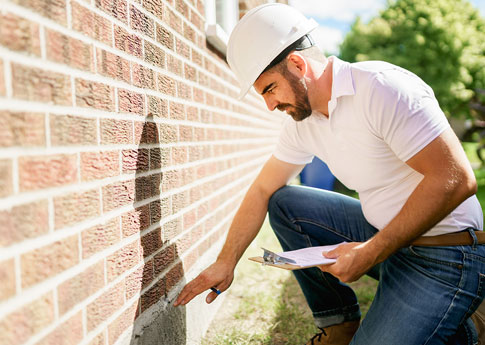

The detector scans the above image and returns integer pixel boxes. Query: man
[175,3,485,344]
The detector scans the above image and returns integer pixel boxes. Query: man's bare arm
[174,156,304,306]
[322,127,477,282]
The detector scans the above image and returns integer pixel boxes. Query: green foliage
[339,0,485,119]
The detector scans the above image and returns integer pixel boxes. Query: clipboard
[248,256,321,270]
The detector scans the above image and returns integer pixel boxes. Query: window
[204,0,239,54]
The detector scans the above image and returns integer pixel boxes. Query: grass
[203,142,485,344]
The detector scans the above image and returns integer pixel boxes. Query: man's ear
[286,52,307,78]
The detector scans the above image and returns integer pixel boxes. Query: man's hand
[319,242,378,283]
[174,261,234,307]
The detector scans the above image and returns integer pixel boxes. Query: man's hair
[261,35,326,76]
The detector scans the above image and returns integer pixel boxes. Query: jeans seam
[291,218,355,242]
[408,246,464,269]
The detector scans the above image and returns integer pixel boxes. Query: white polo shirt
[274,57,483,236]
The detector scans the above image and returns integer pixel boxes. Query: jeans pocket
[406,246,464,287]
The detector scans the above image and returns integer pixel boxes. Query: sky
[288,0,485,55]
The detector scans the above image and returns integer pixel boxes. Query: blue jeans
[268,185,485,345]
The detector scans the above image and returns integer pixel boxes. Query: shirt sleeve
[365,68,450,162]
[273,118,314,165]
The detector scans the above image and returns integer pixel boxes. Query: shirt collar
[328,56,355,116]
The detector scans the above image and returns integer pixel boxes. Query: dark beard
[280,70,312,121]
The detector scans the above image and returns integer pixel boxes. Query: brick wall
[0,0,284,344]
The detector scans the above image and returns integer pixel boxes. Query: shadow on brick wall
[127,114,187,345]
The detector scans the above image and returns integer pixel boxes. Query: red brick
[103,179,135,212]
[96,0,127,24]
[122,148,148,174]
[114,25,142,58]
[143,0,164,20]
[133,174,160,203]
[184,63,197,82]
[171,146,187,165]
[147,95,168,118]
[159,123,178,143]
[89,331,106,345]
[130,5,154,38]
[50,114,96,146]
[82,218,121,259]
[81,150,119,181]
[100,119,133,145]
[134,121,159,145]
[0,292,54,345]
[167,54,182,76]
[38,312,83,345]
[183,21,196,43]
[12,0,66,26]
[46,29,93,71]
[0,160,12,199]
[0,12,41,56]
[0,259,15,302]
[58,261,104,315]
[164,262,183,292]
[167,7,182,34]
[0,112,45,147]
[162,218,181,242]
[132,63,155,89]
[153,244,175,276]
[21,235,79,288]
[175,0,188,16]
[12,64,71,105]
[87,281,125,332]
[150,147,169,169]
[54,189,100,229]
[177,81,192,100]
[96,48,130,83]
[108,300,138,345]
[0,200,49,247]
[0,60,4,96]
[19,154,77,192]
[72,2,112,46]
[155,23,173,49]
[106,241,141,282]
[125,265,143,300]
[141,228,162,258]
[140,278,164,312]
[118,89,144,116]
[193,87,204,103]
[157,73,176,96]
[144,41,165,69]
[150,198,170,225]
[121,205,150,237]
[75,79,114,111]
[176,38,190,60]
[170,102,185,120]
[179,125,193,142]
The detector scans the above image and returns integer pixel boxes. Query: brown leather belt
[411,230,485,247]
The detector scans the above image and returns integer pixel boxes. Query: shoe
[305,320,360,345]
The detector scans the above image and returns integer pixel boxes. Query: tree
[339,0,485,119]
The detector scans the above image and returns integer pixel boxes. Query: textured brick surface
[0,292,55,345]
[100,119,133,145]
[12,64,71,105]
[11,0,67,25]
[0,259,16,302]
[118,89,144,115]
[0,12,41,56]
[58,261,105,315]
[106,240,141,282]
[46,29,93,71]
[87,281,125,331]
[19,154,77,191]
[82,218,121,259]
[121,204,150,237]
[108,301,138,344]
[81,150,120,181]
[37,312,83,345]
[114,25,142,58]
[0,112,45,147]
[54,189,100,229]
[0,200,49,246]
[96,0,128,24]
[96,48,130,83]
[75,79,115,111]
[50,114,97,146]
[21,235,79,288]
[103,179,135,213]
[72,1,112,45]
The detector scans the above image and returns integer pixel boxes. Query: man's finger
[206,291,219,304]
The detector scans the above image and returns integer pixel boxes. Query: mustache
[276,103,292,112]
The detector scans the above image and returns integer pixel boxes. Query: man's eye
[268,88,275,94]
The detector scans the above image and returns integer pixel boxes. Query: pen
[210,287,221,295]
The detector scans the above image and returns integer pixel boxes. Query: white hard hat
[227,3,318,99]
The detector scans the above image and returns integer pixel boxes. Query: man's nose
[263,96,278,111]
